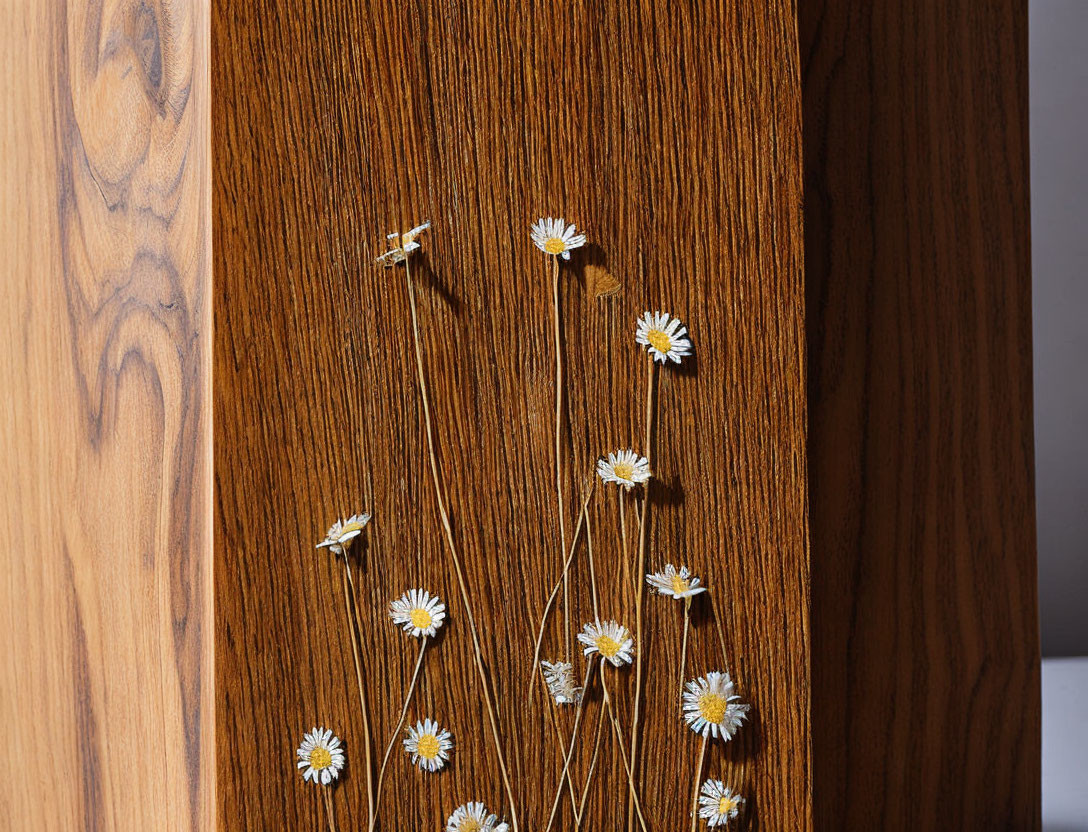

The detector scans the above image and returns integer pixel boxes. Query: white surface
[1043,657,1088,830]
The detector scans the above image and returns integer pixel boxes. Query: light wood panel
[0,1,212,829]
[801,1,1040,829]
[213,1,810,829]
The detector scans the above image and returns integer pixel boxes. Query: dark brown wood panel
[214,1,810,829]
[800,2,1039,829]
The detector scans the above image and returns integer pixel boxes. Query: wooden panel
[214,1,809,830]
[0,0,212,829]
[800,2,1039,829]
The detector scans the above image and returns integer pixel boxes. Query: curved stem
[551,254,571,660]
[543,690,582,828]
[629,358,658,832]
[404,258,519,830]
[679,598,691,710]
[577,702,607,822]
[690,735,708,832]
[340,560,374,828]
[599,671,650,832]
[545,660,596,832]
[370,637,428,832]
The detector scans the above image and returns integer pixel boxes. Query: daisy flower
[389,589,447,638]
[530,217,586,260]
[577,620,635,667]
[446,801,510,832]
[296,727,346,785]
[683,672,749,741]
[698,780,745,827]
[404,718,453,772]
[636,311,692,364]
[541,660,582,705]
[646,564,708,600]
[376,221,431,266]
[596,449,651,489]
[316,513,371,556]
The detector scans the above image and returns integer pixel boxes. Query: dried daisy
[541,660,583,705]
[578,620,634,667]
[683,672,749,741]
[596,449,651,489]
[376,221,431,266]
[389,588,446,638]
[636,311,692,364]
[698,780,745,827]
[446,802,510,832]
[404,718,453,772]
[297,727,346,785]
[647,564,708,600]
[316,513,371,556]
[531,217,586,260]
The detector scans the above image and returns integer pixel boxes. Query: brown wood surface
[213,1,810,830]
[800,2,1040,829]
[0,0,213,829]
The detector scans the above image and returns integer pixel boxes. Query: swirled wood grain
[213,0,809,829]
[0,0,212,828]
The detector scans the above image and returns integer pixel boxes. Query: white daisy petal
[531,216,587,258]
[577,620,634,667]
[377,220,431,266]
[446,801,510,832]
[596,449,651,490]
[636,311,692,364]
[698,779,745,826]
[682,672,749,741]
[541,660,583,705]
[296,726,346,786]
[389,588,447,638]
[404,718,454,772]
[316,513,371,556]
[646,564,708,600]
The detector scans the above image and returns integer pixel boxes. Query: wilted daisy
[647,564,708,600]
[530,217,586,260]
[404,718,453,772]
[578,620,634,667]
[636,311,692,364]
[683,672,749,740]
[596,449,651,489]
[389,589,447,638]
[698,780,745,827]
[316,513,371,556]
[296,727,346,785]
[376,221,431,266]
[541,660,582,705]
[446,801,510,832]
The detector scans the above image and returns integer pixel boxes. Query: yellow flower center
[595,634,622,658]
[670,575,690,595]
[646,329,672,354]
[698,692,729,724]
[340,520,364,537]
[544,237,566,255]
[612,462,634,481]
[718,796,738,815]
[417,733,441,759]
[409,607,433,630]
[309,747,333,770]
[460,820,483,832]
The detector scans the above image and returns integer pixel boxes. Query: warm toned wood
[800,2,1039,829]
[0,0,212,828]
[213,1,810,830]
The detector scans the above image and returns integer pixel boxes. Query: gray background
[1031,0,1088,657]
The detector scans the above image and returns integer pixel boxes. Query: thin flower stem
[528,488,593,710]
[599,671,650,832]
[551,254,571,661]
[403,257,519,831]
[690,735,708,832]
[586,503,600,622]
[712,596,731,669]
[370,636,428,832]
[679,598,691,710]
[618,494,630,604]
[545,660,597,832]
[629,358,658,832]
[340,559,374,829]
[577,701,607,822]
[323,787,338,832]
[544,689,582,828]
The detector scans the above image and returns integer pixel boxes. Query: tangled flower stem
[543,687,582,827]
[544,659,598,832]
[403,256,519,830]
[340,559,374,828]
[629,357,659,832]
[679,597,692,710]
[550,253,572,661]
[370,636,428,832]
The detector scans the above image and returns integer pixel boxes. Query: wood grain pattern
[800,2,1040,829]
[213,1,810,830]
[0,0,212,829]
